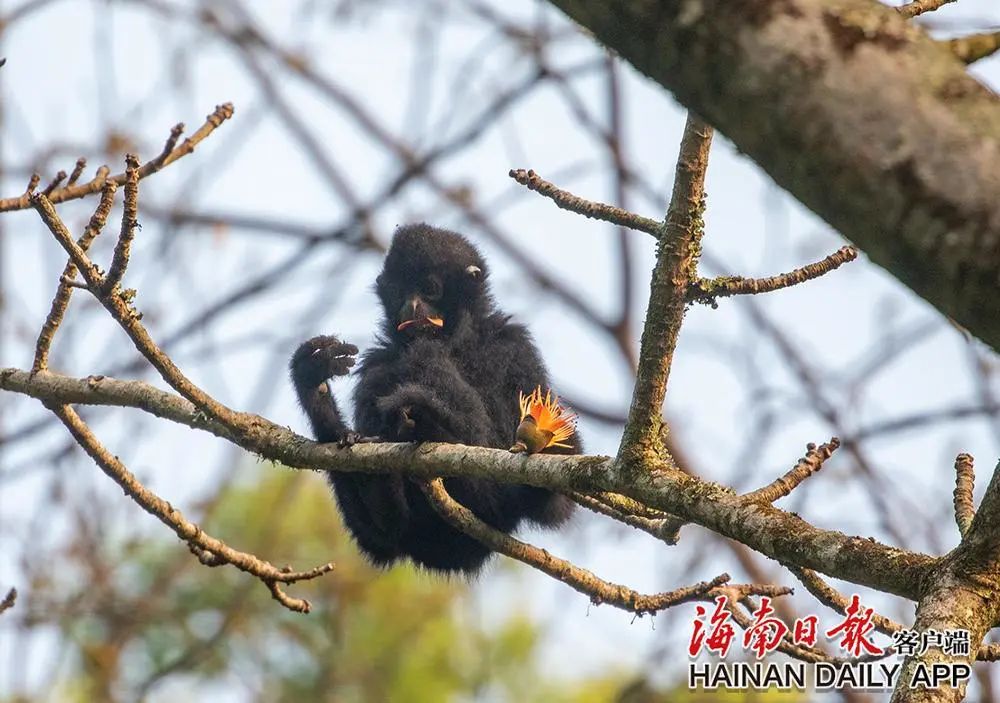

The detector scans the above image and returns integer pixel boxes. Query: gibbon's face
[376,225,488,341]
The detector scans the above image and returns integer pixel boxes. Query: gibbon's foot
[336,432,384,448]
[338,431,362,448]
[291,335,358,388]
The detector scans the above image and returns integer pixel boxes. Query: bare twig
[850,403,1000,442]
[41,170,67,196]
[589,491,670,520]
[723,593,834,664]
[508,168,662,236]
[0,588,15,615]
[420,478,783,615]
[897,0,956,19]
[688,246,858,306]
[47,403,332,613]
[32,182,118,373]
[570,492,683,544]
[744,438,840,503]
[0,103,233,212]
[787,565,902,637]
[789,560,1000,663]
[66,157,87,186]
[953,453,976,538]
[103,154,140,293]
[31,193,248,429]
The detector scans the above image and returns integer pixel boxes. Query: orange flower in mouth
[396,317,444,332]
[510,386,577,453]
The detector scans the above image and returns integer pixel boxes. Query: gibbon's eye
[422,275,443,300]
[465,265,482,280]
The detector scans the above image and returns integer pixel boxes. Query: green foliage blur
[15,468,610,702]
[10,466,808,702]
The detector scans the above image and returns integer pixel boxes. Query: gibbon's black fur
[290,223,578,574]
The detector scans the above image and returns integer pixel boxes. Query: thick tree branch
[0,367,936,600]
[546,0,1000,352]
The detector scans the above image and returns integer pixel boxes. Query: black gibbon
[290,224,578,573]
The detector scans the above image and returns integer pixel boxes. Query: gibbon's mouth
[396,317,444,333]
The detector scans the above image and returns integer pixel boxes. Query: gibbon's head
[376,224,491,341]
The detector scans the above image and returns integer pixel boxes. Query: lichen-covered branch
[744,438,840,503]
[570,491,682,544]
[618,114,712,467]
[689,247,858,306]
[891,460,1000,702]
[545,0,1000,353]
[953,453,976,538]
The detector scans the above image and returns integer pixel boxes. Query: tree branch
[945,31,1000,65]
[891,459,1000,702]
[420,478,785,615]
[545,0,1000,353]
[618,114,712,467]
[744,438,840,503]
[897,0,956,19]
[46,402,332,613]
[32,182,117,373]
[508,168,662,236]
[0,588,15,616]
[0,103,233,212]
[688,246,858,306]
[0,367,936,601]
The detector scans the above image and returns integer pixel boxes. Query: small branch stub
[945,32,1000,65]
[0,588,16,615]
[745,438,840,503]
[897,0,956,19]
[953,453,976,538]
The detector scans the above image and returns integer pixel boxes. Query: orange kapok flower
[509,386,577,454]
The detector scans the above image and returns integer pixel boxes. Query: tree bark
[891,462,1000,702]
[546,0,1000,352]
